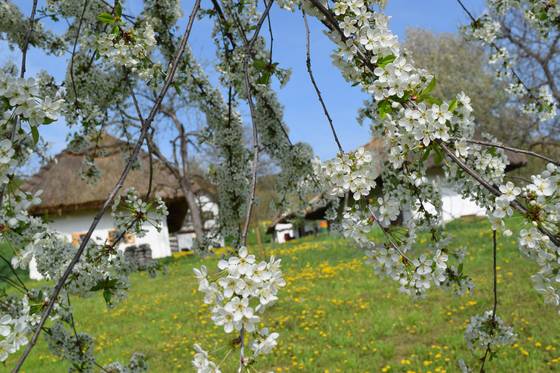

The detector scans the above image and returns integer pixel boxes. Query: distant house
[267,139,527,242]
[25,134,221,279]
[266,195,328,243]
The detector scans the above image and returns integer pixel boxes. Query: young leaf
[173,82,183,95]
[257,71,272,85]
[377,54,396,68]
[421,146,431,161]
[115,1,122,18]
[31,126,39,145]
[97,12,115,24]
[421,77,436,97]
[377,100,392,119]
[103,288,113,305]
[433,145,444,165]
[448,99,458,112]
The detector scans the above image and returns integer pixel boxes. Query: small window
[71,232,88,248]
[107,229,135,246]
[202,211,214,221]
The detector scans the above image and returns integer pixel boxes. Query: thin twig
[491,230,498,319]
[238,326,246,372]
[247,0,275,48]
[0,253,28,292]
[65,294,86,370]
[367,206,412,263]
[19,0,39,80]
[240,58,260,247]
[235,0,276,246]
[210,0,293,148]
[69,0,89,106]
[439,142,521,208]
[455,0,534,97]
[0,275,26,294]
[305,0,376,72]
[11,1,202,370]
[452,137,558,165]
[144,131,154,200]
[479,229,498,373]
[303,11,343,153]
[265,0,273,64]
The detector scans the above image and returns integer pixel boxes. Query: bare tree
[404,28,536,147]
[491,10,560,149]
[132,91,209,248]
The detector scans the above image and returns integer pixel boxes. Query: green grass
[5,216,560,372]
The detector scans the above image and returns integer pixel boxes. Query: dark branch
[303,11,343,153]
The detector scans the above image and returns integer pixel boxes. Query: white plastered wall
[29,210,171,280]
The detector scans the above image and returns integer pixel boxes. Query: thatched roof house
[267,138,527,239]
[25,133,216,233]
[25,134,221,279]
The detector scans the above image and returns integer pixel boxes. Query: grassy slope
[6,216,560,372]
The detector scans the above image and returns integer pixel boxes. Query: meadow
[3,216,560,372]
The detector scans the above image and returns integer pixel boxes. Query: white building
[25,134,221,280]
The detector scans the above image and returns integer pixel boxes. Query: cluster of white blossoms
[488,0,560,33]
[95,22,161,81]
[0,70,63,130]
[463,1,558,122]
[193,247,285,371]
[112,188,169,238]
[192,344,221,373]
[0,296,38,362]
[522,85,557,121]
[464,310,516,352]
[464,14,501,44]
[313,147,377,200]
[494,163,560,312]
[306,0,478,298]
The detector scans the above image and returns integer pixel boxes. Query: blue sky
[5,0,487,160]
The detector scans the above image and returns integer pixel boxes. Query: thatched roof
[266,138,527,232]
[25,134,215,215]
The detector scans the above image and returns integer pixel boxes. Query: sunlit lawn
[5,216,560,372]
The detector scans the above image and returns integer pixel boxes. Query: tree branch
[453,137,559,165]
[303,11,343,153]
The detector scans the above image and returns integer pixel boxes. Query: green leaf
[377,99,392,119]
[448,99,458,112]
[252,58,268,70]
[421,146,431,161]
[173,82,183,95]
[115,1,122,18]
[422,96,443,106]
[103,288,113,305]
[377,54,396,68]
[422,77,436,95]
[433,145,444,165]
[91,278,118,292]
[97,12,115,24]
[31,126,39,145]
[257,71,272,85]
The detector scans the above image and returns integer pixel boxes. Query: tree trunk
[179,178,205,246]
[177,116,206,247]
